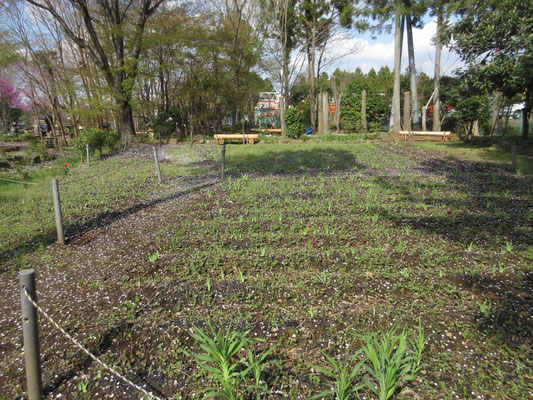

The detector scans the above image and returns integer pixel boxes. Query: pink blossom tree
[0,76,27,133]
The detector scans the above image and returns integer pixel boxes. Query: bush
[456,95,490,140]
[24,142,49,164]
[71,128,117,158]
[18,132,36,141]
[285,107,304,139]
[341,81,389,132]
[152,108,182,142]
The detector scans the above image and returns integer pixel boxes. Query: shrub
[24,142,49,164]
[285,107,304,139]
[18,132,36,141]
[152,108,182,142]
[341,81,389,132]
[71,128,117,158]
[456,95,490,140]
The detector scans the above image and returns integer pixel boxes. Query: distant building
[254,92,281,129]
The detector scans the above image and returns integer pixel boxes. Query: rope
[0,177,40,185]
[22,287,165,400]
[60,158,152,185]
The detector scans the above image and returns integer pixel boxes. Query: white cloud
[324,18,462,76]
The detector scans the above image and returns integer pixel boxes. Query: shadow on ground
[373,155,533,250]
[225,147,366,175]
[0,179,217,268]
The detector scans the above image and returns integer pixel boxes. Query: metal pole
[221,144,226,182]
[512,143,517,172]
[153,146,162,184]
[19,269,43,400]
[52,179,65,245]
[86,144,90,168]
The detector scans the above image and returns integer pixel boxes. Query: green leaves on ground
[189,323,275,400]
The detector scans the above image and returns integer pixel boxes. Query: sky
[324,16,463,77]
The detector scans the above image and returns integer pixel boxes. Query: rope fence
[11,146,225,398]
[59,157,150,185]
[1,145,162,187]
[0,177,41,185]
[3,146,165,246]
[20,270,165,400]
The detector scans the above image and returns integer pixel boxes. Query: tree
[299,0,353,133]
[23,0,165,146]
[341,80,388,132]
[259,0,301,137]
[216,0,262,134]
[0,75,26,133]
[450,0,532,140]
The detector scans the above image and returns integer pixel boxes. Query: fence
[5,143,231,399]
[19,268,165,400]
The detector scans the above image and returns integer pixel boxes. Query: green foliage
[245,344,277,396]
[285,107,304,138]
[189,323,276,399]
[456,95,491,138]
[311,353,363,400]
[341,81,389,132]
[19,132,36,141]
[361,327,415,400]
[24,142,49,165]
[151,108,181,141]
[71,129,118,157]
[190,323,249,399]
[450,0,532,99]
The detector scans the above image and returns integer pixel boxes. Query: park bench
[399,130,451,142]
[214,134,259,144]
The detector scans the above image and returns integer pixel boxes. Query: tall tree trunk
[308,42,316,131]
[522,91,529,141]
[280,96,287,137]
[307,2,318,133]
[361,88,368,132]
[318,91,324,135]
[403,91,411,131]
[322,92,329,134]
[280,8,290,138]
[433,12,442,132]
[490,92,501,135]
[336,92,342,133]
[406,15,420,130]
[391,4,403,133]
[117,99,135,147]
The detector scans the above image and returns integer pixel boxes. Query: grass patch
[1,141,532,399]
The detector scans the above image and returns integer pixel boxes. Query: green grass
[1,141,532,399]
[0,145,218,265]
[419,139,533,175]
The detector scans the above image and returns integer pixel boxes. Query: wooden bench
[214,134,259,144]
[399,131,451,142]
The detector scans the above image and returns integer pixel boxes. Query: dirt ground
[1,143,532,400]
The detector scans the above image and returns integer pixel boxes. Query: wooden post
[422,106,427,131]
[512,143,517,172]
[152,146,162,184]
[51,179,65,245]
[403,91,411,132]
[317,91,324,135]
[221,144,226,182]
[19,269,43,400]
[86,144,90,168]
[361,89,368,132]
[322,93,329,134]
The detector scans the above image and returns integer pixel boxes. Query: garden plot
[0,142,532,399]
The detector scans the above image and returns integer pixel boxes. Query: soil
[0,143,531,399]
